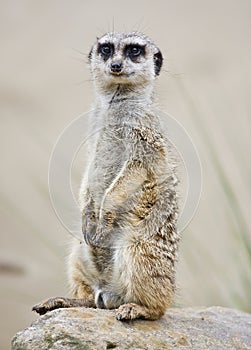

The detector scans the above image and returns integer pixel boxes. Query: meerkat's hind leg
[32,296,95,315]
[116,303,165,321]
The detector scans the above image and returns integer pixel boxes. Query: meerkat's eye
[125,45,145,60]
[98,43,114,58]
[130,47,141,56]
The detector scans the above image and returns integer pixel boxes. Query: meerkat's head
[88,32,163,91]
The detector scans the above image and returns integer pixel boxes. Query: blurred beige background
[1,0,251,348]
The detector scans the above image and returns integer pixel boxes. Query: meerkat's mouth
[109,72,135,77]
[110,72,123,76]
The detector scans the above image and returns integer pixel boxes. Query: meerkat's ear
[88,37,100,62]
[154,50,163,76]
[88,47,93,62]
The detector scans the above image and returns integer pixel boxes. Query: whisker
[71,48,88,57]
[74,79,94,86]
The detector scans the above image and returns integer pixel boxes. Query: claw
[116,313,122,321]
[32,304,48,315]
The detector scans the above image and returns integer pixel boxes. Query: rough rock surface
[12,306,251,350]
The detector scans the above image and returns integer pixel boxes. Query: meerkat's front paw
[32,296,95,315]
[116,303,147,321]
[32,297,70,315]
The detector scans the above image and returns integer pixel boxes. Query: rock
[12,306,251,350]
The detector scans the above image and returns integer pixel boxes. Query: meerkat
[33,31,179,321]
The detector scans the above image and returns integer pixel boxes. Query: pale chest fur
[88,103,167,214]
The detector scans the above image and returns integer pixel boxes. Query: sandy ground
[1,1,251,348]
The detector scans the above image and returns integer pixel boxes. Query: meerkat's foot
[116,303,164,321]
[32,297,95,315]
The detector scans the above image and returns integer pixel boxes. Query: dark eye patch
[98,43,114,60]
[125,44,145,60]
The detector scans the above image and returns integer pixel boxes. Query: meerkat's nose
[110,61,123,73]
